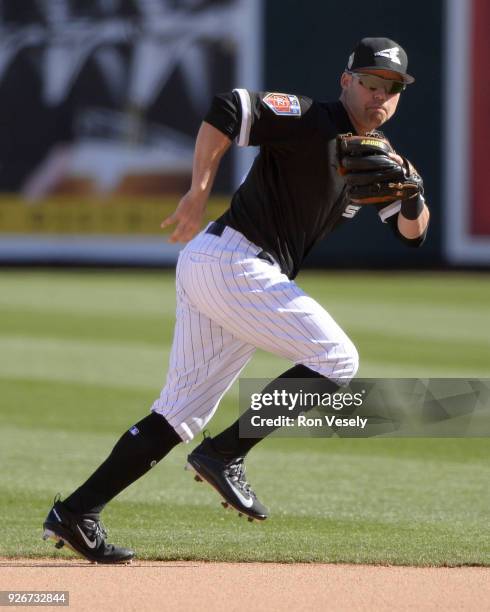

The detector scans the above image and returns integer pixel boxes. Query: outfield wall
[0,0,488,267]
[444,0,490,265]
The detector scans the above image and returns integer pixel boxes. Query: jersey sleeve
[203,91,242,140]
[203,89,316,147]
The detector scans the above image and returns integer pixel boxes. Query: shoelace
[225,459,255,498]
[82,518,108,542]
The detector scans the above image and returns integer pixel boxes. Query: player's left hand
[337,133,424,205]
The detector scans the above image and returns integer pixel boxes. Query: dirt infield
[0,559,488,611]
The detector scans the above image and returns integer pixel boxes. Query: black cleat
[186,438,269,521]
[42,497,134,564]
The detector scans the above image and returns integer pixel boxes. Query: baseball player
[43,37,429,563]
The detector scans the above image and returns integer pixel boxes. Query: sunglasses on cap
[346,70,406,95]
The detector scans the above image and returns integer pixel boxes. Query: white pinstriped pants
[151,224,359,441]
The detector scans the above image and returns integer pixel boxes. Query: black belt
[205,221,227,237]
[206,222,276,266]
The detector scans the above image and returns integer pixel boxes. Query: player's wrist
[400,193,425,220]
[188,184,211,201]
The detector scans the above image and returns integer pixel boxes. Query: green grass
[0,270,489,565]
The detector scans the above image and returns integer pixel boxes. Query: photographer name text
[250,414,368,429]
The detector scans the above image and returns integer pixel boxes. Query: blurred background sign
[0,0,261,263]
[0,0,260,197]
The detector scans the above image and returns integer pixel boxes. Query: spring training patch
[263,93,301,116]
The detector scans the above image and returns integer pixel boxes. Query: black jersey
[205,89,421,279]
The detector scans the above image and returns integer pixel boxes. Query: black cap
[346,37,415,84]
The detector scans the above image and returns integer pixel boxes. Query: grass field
[0,270,489,565]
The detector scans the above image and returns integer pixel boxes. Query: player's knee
[344,342,360,380]
[332,340,359,384]
[302,339,359,385]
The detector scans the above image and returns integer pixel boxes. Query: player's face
[340,70,403,133]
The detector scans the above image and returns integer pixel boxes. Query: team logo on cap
[374,47,401,65]
[263,93,301,116]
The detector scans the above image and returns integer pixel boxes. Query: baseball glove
[337,132,423,204]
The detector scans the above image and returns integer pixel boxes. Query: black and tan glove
[336,132,423,205]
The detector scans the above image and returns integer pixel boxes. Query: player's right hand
[161,190,207,243]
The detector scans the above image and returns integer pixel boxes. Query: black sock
[212,364,338,457]
[63,412,181,515]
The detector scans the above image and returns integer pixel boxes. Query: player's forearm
[398,202,430,239]
[189,121,232,199]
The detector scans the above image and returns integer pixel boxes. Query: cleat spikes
[247,517,254,523]
[221,502,229,508]
[194,474,203,482]
[55,539,65,549]
[238,512,243,517]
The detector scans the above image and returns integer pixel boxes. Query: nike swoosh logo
[224,477,254,508]
[77,525,97,549]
